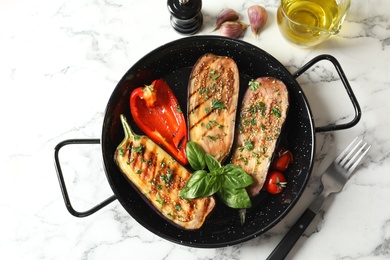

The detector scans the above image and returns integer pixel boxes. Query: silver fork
[267,137,371,260]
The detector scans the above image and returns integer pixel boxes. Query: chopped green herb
[209,69,221,80]
[253,152,260,158]
[211,99,227,110]
[245,140,254,151]
[156,199,164,206]
[206,135,220,141]
[271,107,282,118]
[133,144,144,154]
[259,102,266,116]
[160,159,166,167]
[248,80,260,91]
[160,170,173,184]
[243,116,256,126]
[247,102,266,116]
[239,155,249,165]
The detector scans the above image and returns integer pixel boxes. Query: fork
[267,137,371,260]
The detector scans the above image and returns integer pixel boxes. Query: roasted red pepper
[130,79,188,165]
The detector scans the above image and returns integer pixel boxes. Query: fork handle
[266,209,316,260]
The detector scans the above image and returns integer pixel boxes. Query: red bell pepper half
[130,79,188,165]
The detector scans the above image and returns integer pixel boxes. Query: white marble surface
[1,0,389,259]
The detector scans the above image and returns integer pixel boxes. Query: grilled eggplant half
[188,54,240,162]
[231,77,289,197]
[114,115,215,230]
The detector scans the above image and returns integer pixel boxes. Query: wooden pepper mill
[167,0,203,35]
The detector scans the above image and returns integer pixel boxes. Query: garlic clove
[219,21,249,38]
[213,8,239,31]
[248,5,268,40]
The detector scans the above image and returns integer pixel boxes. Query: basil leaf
[186,142,206,170]
[217,188,252,209]
[220,164,254,189]
[211,167,225,176]
[185,170,208,187]
[202,174,220,197]
[179,170,208,199]
[181,143,255,210]
[205,154,220,171]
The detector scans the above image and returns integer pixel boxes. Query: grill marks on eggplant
[188,54,239,162]
[115,56,289,230]
[231,77,289,197]
[115,115,215,230]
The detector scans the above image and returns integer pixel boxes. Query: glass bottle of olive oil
[277,0,350,47]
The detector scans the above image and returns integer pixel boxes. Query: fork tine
[342,140,365,169]
[336,137,371,174]
[347,143,371,173]
[335,136,360,163]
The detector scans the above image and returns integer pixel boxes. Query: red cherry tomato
[271,148,293,172]
[265,171,287,194]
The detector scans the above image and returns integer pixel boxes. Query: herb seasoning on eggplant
[231,77,289,197]
[188,54,240,162]
[114,115,215,230]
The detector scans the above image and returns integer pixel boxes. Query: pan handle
[293,54,361,132]
[54,139,116,217]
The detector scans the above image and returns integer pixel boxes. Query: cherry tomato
[271,148,293,172]
[265,171,287,194]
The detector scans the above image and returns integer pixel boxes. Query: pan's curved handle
[293,54,361,132]
[54,139,116,217]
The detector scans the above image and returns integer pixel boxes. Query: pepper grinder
[167,0,203,35]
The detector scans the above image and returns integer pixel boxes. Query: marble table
[1,0,389,259]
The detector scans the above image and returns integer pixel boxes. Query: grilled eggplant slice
[114,115,215,230]
[188,54,240,162]
[231,77,289,197]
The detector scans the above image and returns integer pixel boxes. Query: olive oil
[277,0,347,47]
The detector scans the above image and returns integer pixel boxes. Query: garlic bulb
[248,5,268,40]
[219,21,248,38]
[213,8,239,31]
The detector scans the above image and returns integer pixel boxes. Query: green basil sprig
[179,142,253,209]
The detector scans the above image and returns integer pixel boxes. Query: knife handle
[266,208,316,260]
